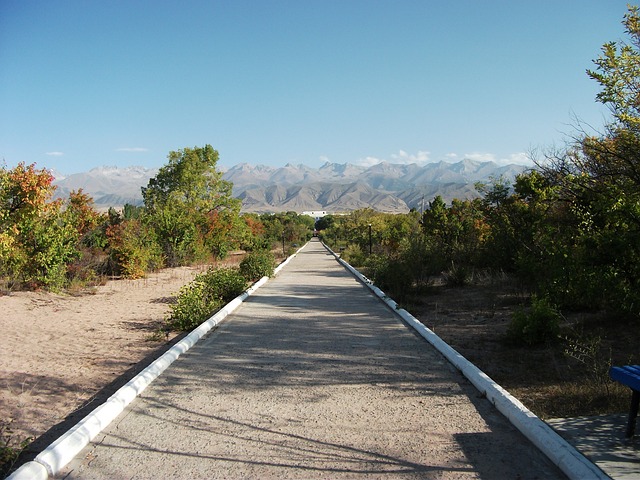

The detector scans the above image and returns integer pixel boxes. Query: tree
[588,5,640,133]
[535,5,640,314]
[64,189,101,236]
[564,5,640,197]
[143,145,238,214]
[0,163,78,289]
[106,218,162,278]
[142,145,241,265]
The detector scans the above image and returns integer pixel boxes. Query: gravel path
[58,239,564,479]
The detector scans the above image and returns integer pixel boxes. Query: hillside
[52,160,528,213]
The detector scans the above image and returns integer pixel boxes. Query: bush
[202,267,247,301]
[507,296,561,346]
[239,250,275,281]
[106,219,163,278]
[168,279,211,331]
[168,267,247,331]
[340,245,367,268]
[443,262,470,287]
[364,254,412,298]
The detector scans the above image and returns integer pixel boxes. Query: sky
[0,1,634,174]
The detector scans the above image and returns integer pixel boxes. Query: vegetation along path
[59,239,564,479]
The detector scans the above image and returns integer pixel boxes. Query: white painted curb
[6,244,309,480]
[324,243,609,480]
[4,461,48,480]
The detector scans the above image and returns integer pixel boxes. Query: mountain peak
[51,160,527,213]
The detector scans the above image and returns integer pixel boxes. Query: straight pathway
[58,239,565,479]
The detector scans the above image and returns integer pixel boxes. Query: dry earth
[406,276,638,420]
[1,265,208,473]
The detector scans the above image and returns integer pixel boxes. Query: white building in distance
[301,210,328,222]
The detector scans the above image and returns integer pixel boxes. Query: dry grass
[407,274,640,420]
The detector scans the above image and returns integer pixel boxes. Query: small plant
[562,329,613,393]
[0,419,32,477]
[507,296,561,346]
[443,262,470,287]
[239,250,275,282]
[168,267,247,331]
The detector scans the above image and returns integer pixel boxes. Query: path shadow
[81,395,477,478]
[10,331,188,471]
[547,415,639,479]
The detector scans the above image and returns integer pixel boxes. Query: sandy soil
[1,266,206,455]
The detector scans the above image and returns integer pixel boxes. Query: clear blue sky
[0,1,633,174]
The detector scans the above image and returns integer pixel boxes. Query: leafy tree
[315,215,335,231]
[258,211,314,252]
[142,145,242,265]
[536,5,640,315]
[239,213,266,250]
[0,163,78,290]
[64,189,101,236]
[418,196,489,284]
[62,189,111,284]
[588,5,640,133]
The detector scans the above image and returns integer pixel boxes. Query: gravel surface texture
[58,239,565,479]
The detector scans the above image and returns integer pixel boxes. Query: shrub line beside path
[16,238,569,479]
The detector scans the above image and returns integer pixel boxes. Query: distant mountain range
[53,160,529,213]
[53,166,159,210]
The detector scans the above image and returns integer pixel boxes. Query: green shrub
[168,267,247,331]
[202,267,247,301]
[168,280,212,331]
[239,250,275,281]
[106,219,163,278]
[364,254,412,298]
[507,296,561,346]
[340,245,367,268]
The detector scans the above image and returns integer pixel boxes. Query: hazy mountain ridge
[226,159,527,213]
[52,160,528,213]
[53,166,159,209]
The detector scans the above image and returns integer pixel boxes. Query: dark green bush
[507,296,561,346]
[239,250,275,281]
[364,254,412,298]
[340,245,367,268]
[202,267,247,301]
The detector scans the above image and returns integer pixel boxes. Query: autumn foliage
[0,163,78,290]
[0,146,314,291]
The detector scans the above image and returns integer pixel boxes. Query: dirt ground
[1,261,637,475]
[1,265,208,472]
[406,276,638,420]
